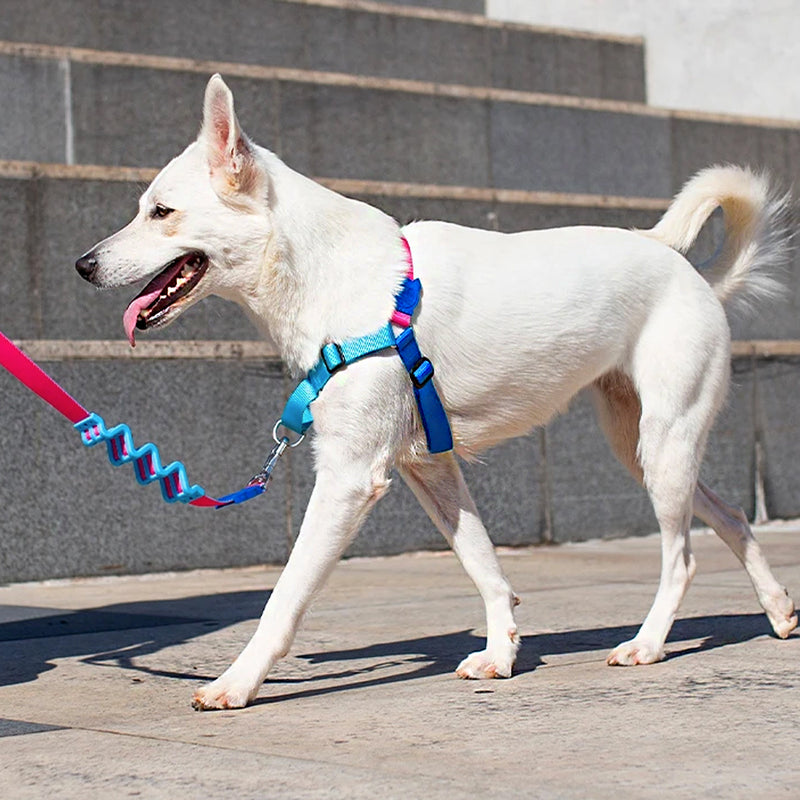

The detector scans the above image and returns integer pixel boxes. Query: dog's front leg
[192,455,387,710]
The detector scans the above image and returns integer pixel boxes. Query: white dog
[76,74,797,710]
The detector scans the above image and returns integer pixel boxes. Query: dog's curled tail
[644,164,792,311]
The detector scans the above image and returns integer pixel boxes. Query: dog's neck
[238,150,406,375]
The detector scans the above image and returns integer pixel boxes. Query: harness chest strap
[280,236,453,454]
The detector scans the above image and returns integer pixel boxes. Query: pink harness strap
[390,237,415,328]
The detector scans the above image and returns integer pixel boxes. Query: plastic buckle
[410,356,434,389]
[320,342,346,374]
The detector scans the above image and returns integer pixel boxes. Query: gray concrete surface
[0,54,67,164]
[3,50,798,200]
[1,523,799,798]
[369,0,485,11]
[3,171,797,345]
[0,174,664,343]
[758,358,800,518]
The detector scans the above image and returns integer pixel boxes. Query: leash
[0,330,276,508]
[0,235,451,510]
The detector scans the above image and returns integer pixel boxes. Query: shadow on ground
[0,590,793,702]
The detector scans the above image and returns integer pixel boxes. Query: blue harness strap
[394,327,453,453]
[279,239,453,453]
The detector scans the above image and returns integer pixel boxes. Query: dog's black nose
[75,253,98,281]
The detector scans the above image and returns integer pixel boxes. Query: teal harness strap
[280,323,396,435]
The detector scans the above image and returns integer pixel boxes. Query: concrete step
[0,1,645,101]
[0,340,775,583]
[1,165,798,342]
[365,0,485,11]
[1,48,797,202]
[0,165,662,345]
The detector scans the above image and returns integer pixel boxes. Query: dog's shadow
[0,590,792,702]
[0,590,263,689]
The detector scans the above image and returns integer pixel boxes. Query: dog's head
[76,74,270,345]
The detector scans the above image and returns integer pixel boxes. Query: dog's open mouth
[122,252,209,346]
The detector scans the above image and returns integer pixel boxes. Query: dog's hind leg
[399,453,520,679]
[602,300,732,666]
[591,370,644,483]
[693,481,797,637]
[592,371,797,644]
[591,369,691,664]
[192,452,391,710]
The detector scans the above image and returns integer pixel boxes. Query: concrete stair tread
[3,49,799,203]
[0,165,796,343]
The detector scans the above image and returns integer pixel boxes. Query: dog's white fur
[79,75,797,709]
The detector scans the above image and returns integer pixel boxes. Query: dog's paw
[762,588,798,639]
[456,649,514,680]
[191,677,257,711]
[606,639,664,666]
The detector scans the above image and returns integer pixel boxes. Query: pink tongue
[123,289,163,347]
[122,257,188,347]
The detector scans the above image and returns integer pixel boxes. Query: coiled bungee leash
[0,329,278,508]
[0,236,452,510]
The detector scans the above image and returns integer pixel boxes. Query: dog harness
[0,235,451,510]
[279,236,453,454]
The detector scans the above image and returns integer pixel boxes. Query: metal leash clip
[249,441,286,489]
[214,420,305,507]
[251,420,304,491]
[248,419,305,490]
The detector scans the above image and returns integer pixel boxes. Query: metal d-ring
[272,419,305,448]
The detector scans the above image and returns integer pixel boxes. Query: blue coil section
[74,412,205,504]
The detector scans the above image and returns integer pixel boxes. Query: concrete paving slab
[1,524,799,798]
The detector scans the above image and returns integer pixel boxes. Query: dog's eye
[152,203,174,219]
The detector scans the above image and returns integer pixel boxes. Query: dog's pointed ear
[201,74,261,197]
